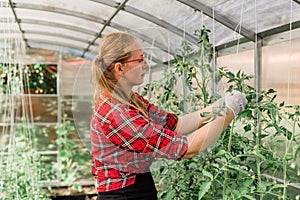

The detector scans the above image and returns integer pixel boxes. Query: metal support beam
[216,19,300,55]
[8,0,29,47]
[215,38,250,52]
[254,38,262,200]
[258,20,300,38]
[177,0,257,42]
[293,0,300,5]
[82,0,129,57]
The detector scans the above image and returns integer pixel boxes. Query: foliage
[24,63,57,94]
[0,63,51,199]
[0,115,92,199]
[52,114,91,191]
[0,63,57,94]
[0,120,51,200]
[0,63,24,94]
[0,62,91,198]
[143,26,300,199]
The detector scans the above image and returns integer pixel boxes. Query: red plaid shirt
[90,93,188,192]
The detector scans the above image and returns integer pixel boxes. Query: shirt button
[121,173,126,178]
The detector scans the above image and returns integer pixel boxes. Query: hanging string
[167,31,170,71]
[254,0,261,100]
[212,7,215,58]
[0,1,38,198]
[145,37,155,97]
[201,10,204,28]
[183,19,186,41]
[182,20,187,113]
[287,0,293,105]
[212,6,217,95]
[281,0,293,158]
[254,0,258,41]
[236,0,245,54]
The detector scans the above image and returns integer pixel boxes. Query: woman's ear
[114,62,124,77]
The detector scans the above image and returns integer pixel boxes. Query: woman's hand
[225,90,248,117]
[182,90,247,158]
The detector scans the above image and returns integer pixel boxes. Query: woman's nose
[143,60,149,69]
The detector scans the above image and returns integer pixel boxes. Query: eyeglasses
[108,57,146,70]
[123,57,146,64]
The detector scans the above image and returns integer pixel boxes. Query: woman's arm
[175,104,217,135]
[181,90,248,158]
[183,108,234,158]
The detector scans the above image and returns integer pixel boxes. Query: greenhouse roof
[1,0,300,61]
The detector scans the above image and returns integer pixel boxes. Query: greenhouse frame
[1,0,300,199]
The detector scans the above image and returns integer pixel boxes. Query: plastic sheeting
[1,0,300,62]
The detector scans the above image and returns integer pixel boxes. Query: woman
[90,32,247,200]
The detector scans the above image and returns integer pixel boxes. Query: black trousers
[97,172,158,200]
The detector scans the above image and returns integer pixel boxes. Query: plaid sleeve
[135,93,178,131]
[100,102,188,160]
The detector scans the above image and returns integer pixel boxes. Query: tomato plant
[143,26,300,200]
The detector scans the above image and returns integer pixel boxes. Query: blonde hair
[92,32,149,119]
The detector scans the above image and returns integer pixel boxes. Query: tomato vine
[143,26,300,200]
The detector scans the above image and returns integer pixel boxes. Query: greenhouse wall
[217,37,300,105]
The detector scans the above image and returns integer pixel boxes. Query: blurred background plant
[0,62,91,199]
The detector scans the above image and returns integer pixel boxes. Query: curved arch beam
[28,39,94,53]
[20,18,174,58]
[24,25,163,63]
[13,3,174,56]
[24,30,95,46]
[89,0,199,45]
[28,39,163,65]
[20,18,98,36]
[13,2,106,24]
[10,1,199,46]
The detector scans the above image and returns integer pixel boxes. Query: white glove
[225,90,248,117]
